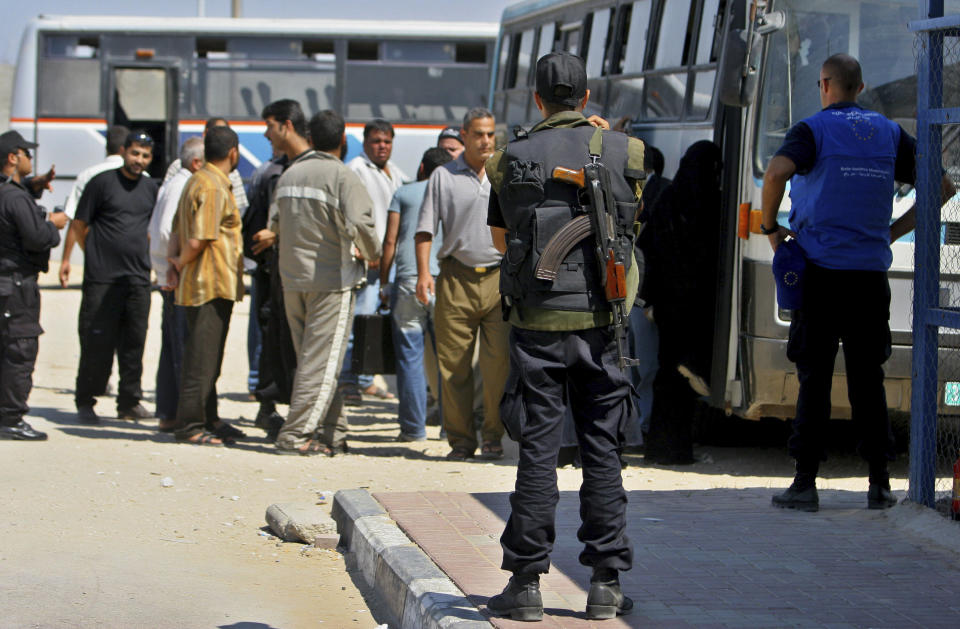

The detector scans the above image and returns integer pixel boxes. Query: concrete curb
[332,489,491,629]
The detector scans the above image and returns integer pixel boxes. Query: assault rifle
[535,162,638,369]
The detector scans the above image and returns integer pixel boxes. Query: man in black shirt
[69,131,160,424]
[0,131,67,440]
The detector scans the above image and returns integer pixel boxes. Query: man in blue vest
[761,54,955,512]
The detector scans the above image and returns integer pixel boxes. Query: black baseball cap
[0,130,38,157]
[535,52,587,107]
[437,126,463,146]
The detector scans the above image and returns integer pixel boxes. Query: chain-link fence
[910,27,960,516]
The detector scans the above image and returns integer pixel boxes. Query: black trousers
[499,326,634,575]
[0,275,41,426]
[155,290,187,421]
[253,253,297,405]
[787,263,895,467]
[175,298,233,438]
[75,281,151,410]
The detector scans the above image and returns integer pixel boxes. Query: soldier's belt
[534,214,592,281]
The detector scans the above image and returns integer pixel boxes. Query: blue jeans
[247,276,261,393]
[338,268,379,390]
[390,280,437,439]
[628,305,659,441]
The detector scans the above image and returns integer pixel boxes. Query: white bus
[491,0,960,420]
[10,15,497,196]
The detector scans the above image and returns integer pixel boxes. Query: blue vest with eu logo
[788,106,901,271]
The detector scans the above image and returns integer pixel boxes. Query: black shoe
[586,569,633,619]
[868,484,897,509]
[487,575,542,622]
[0,420,48,441]
[772,484,819,512]
[255,409,284,443]
[118,403,154,421]
[78,406,100,425]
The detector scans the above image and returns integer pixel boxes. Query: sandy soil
[0,280,909,629]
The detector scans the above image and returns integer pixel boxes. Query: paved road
[377,489,960,628]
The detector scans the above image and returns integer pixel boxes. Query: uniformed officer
[0,131,67,441]
[485,52,645,621]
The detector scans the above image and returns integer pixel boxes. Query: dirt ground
[0,280,910,629]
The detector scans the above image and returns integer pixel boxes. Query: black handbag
[350,311,396,375]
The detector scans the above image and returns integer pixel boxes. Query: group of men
[0,49,934,621]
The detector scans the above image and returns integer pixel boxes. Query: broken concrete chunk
[265,503,337,543]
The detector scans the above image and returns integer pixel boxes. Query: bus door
[106,64,179,179]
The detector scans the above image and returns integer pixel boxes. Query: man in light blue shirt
[379,148,451,440]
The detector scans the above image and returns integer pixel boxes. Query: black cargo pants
[0,273,42,426]
[499,326,634,575]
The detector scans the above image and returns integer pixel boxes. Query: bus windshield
[754,0,960,172]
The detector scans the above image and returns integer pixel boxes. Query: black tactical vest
[497,125,639,312]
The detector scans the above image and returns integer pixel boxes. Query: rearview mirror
[717,28,761,107]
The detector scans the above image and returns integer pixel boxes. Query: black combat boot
[772,461,819,512]
[586,568,633,619]
[867,461,897,509]
[487,573,542,621]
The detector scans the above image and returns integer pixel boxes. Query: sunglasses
[127,131,155,147]
[18,148,32,159]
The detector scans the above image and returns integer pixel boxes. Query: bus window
[558,20,582,56]
[345,64,487,123]
[687,69,715,119]
[515,29,536,87]
[497,34,512,90]
[644,72,686,119]
[115,68,167,122]
[609,76,644,117]
[38,35,102,117]
[621,0,652,74]
[536,23,556,61]
[585,8,611,78]
[38,60,102,116]
[694,0,723,65]
[195,62,336,118]
[652,0,693,68]
[384,41,456,63]
[227,38,302,59]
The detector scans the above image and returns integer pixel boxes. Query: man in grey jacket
[254,106,380,456]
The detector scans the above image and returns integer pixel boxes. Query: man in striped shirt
[166,126,245,446]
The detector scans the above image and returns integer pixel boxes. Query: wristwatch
[760,222,780,235]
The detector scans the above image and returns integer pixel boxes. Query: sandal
[340,385,362,407]
[176,431,226,447]
[445,448,475,461]
[480,441,504,460]
[362,385,395,400]
[320,441,349,457]
[212,421,247,440]
[276,439,324,456]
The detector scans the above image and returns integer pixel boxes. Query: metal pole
[197,0,205,17]
[909,0,946,507]
[232,0,242,18]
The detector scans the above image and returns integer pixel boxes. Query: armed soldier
[485,52,645,621]
[0,131,68,441]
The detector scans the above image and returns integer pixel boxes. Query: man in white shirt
[149,137,204,430]
[58,125,129,287]
[341,119,408,402]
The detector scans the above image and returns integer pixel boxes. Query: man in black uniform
[0,131,68,440]
[485,52,645,621]
[69,131,160,424]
